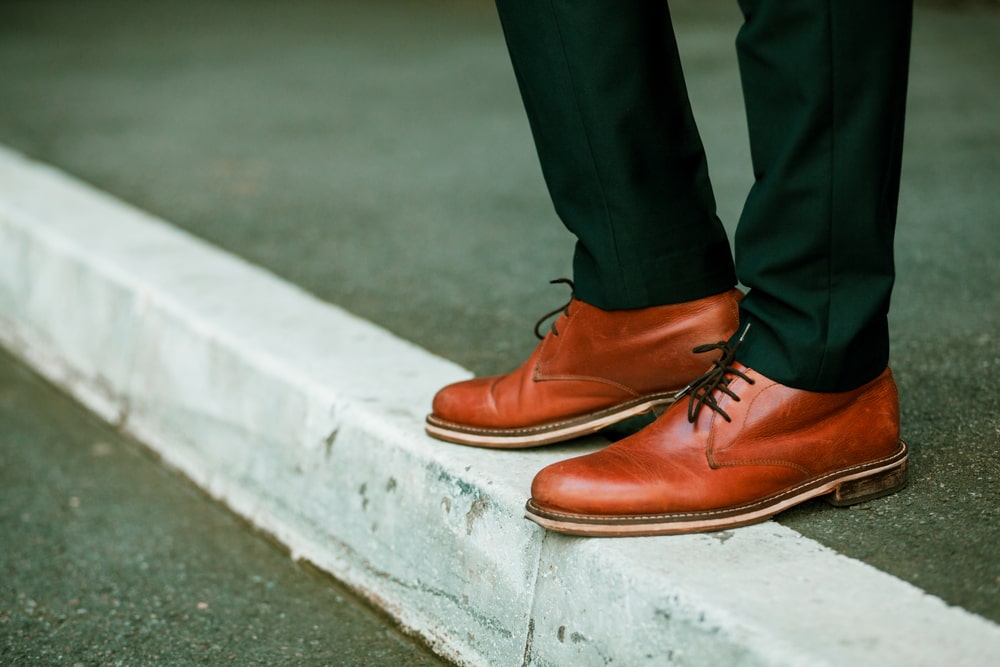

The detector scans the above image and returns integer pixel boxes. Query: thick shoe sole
[524,441,909,536]
[424,392,679,448]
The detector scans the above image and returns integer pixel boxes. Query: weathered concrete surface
[2,145,998,666]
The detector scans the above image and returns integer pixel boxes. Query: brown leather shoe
[425,287,742,448]
[525,337,908,535]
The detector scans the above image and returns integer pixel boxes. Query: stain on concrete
[465,497,489,535]
[324,428,339,458]
[520,617,535,667]
[437,469,478,497]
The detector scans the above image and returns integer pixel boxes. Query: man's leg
[425,0,741,447]
[526,0,914,534]
[494,0,736,309]
[733,0,913,391]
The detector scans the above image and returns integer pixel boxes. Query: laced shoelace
[533,278,575,339]
[681,323,755,423]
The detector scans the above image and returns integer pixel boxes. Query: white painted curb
[1,144,997,666]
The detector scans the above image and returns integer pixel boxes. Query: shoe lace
[533,278,575,339]
[681,324,755,423]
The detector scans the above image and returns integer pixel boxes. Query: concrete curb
[1,144,998,666]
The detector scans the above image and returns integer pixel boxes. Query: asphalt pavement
[0,347,446,666]
[0,0,997,642]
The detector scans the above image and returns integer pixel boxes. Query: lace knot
[680,323,755,423]
[533,278,575,339]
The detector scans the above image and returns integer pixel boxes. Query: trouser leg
[733,0,913,391]
[494,0,736,310]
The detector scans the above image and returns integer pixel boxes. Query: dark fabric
[494,0,738,309]
[732,0,913,391]
[493,0,912,391]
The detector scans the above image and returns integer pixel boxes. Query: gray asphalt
[0,348,447,666]
[0,0,997,635]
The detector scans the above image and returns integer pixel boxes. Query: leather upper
[430,289,742,429]
[529,363,901,515]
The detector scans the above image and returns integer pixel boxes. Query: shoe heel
[826,459,908,507]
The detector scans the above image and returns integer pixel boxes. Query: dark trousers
[494,0,913,392]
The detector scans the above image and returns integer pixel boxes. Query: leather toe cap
[430,376,502,427]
